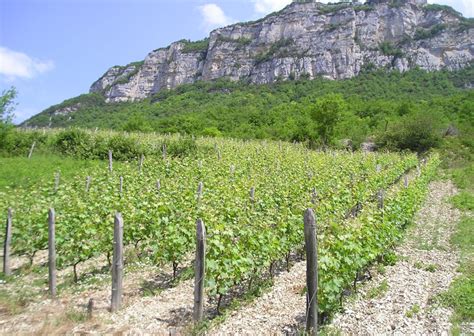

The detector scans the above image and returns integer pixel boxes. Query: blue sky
[1,0,473,123]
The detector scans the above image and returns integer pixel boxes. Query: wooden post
[193,219,206,322]
[27,141,36,159]
[197,182,203,203]
[404,175,409,188]
[87,298,94,319]
[139,155,144,173]
[54,172,60,193]
[377,189,384,209]
[85,176,91,193]
[108,150,113,173]
[3,208,12,276]
[119,176,123,197]
[311,188,318,206]
[48,208,57,298]
[304,208,318,335]
[156,179,161,192]
[217,150,221,161]
[111,212,124,312]
[249,187,255,205]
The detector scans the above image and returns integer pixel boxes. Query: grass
[0,154,110,190]
[414,261,439,272]
[439,159,474,334]
[366,280,389,299]
[405,303,421,318]
[451,191,474,211]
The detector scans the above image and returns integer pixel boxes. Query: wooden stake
[85,176,91,193]
[87,298,94,319]
[111,212,124,312]
[54,172,60,193]
[197,182,203,202]
[304,208,318,335]
[193,219,206,322]
[139,155,144,173]
[404,175,409,188]
[48,208,57,298]
[377,189,384,209]
[108,150,113,173]
[3,208,12,276]
[156,179,161,192]
[27,141,36,159]
[311,188,318,206]
[249,187,255,204]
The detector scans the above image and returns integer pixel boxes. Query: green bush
[377,111,443,152]
[0,130,49,157]
[107,135,143,161]
[379,41,404,58]
[163,138,197,157]
[54,129,93,158]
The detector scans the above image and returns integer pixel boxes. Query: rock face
[90,0,474,102]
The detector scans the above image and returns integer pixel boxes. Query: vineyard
[0,130,440,333]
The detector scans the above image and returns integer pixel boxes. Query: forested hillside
[23,66,473,151]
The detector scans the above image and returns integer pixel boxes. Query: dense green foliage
[180,38,210,54]
[0,129,199,161]
[23,67,474,153]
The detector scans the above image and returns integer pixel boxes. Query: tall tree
[0,87,17,124]
[310,94,347,147]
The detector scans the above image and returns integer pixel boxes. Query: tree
[377,110,444,152]
[0,87,17,124]
[121,114,152,133]
[310,94,347,147]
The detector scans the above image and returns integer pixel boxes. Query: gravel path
[331,180,461,335]
[207,260,307,336]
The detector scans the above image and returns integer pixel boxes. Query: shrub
[54,129,93,158]
[379,42,404,58]
[122,115,153,133]
[0,130,49,157]
[202,126,223,137]
[377,111,443,152]
[180,38,210,53]
[107,135,143,161]
[163,138,197,157]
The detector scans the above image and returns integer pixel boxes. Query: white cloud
[199,4,234,31]
[253,0,292,14]
[428,0,474,17]
[0,46,54,80]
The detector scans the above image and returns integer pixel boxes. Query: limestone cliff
[90,0,473,102]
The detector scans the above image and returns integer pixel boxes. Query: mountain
[22,0,473,132]
[87,0,473,103]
